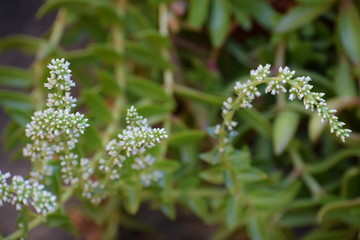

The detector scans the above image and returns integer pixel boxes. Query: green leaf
[227,41,253,67]
[199,165,225,184]
[127,75,170,102]
[317,198,360,224]
[304,228,357,240]
[247,216,268,240]
[64,50,99,66]
[133,30,170,48]
[184,196,208,219]
[81,123,103,154]
[228,148,251,167]
[96,69,122,96]
[308,149,360,174]
[199,148,221,165]
[125,42,172,69]
[209,0,231,47]
[187,0,210,28]
[4,107,32,126]
[226,194,243,229]
[46,161,62,197]
[123,185,141,214]
[334,57,357,97]
[174,85,224,105]
[82,89,112,123]
[273,111,300,155]
[230,0,255,30]
[168,130,205,146]
[38,0,119,21]
[239,108,272,137]
[240,0,277,30]
[90,44,123,63]
[297,0,336,3]
[126,5,154,30]
[2,121,25,151]
[279,210,317,228]
[308,113,325,142]
[236,166,267,183]
[37,0,88,16]
[46,212,77,234]
[93,3,124,24]
[0,66,31,88]
[0,90,34,111]
[249,182,300,210]
[136,104,172,120]
[338,0,360,64]
[0,35,44,53]
[160,202,176,220]
[341,167,360,199]
[224,170,235,193]
[275,3,333,33]
[154,160,180,172]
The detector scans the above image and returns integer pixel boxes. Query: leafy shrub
[0,0,359,239]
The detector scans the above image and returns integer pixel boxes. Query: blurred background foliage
[1,0,360,239]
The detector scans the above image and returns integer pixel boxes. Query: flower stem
[159,3,174,159]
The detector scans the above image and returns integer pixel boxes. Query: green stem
[275,39,286,108]
[5,187,74,240]
[308,149,360,174]
[99,1,127,238]
[289,148,325,199]
[102,0,127,146]
[5,216,43,240]
[159,3,174,159]
[174,84,224,105]
[32,9,68,108]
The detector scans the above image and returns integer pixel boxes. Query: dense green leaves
[1,0,359,239]
[338,0,360,64]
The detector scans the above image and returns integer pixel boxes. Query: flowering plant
[0,59,168,239]
[1,0,359,239]
[0,58,353,239]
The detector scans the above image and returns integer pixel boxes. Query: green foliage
[0,0,359,239]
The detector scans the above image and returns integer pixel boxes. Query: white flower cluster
[100,106,168,180]
[132,154,164,187]
[44,59,75,91]
[285,71,351,142]
[226,64,352,142]
[132,154,156,170]
[23,58,89,181]
[140,170,164,187]
[222,97,234,115]
[60,153,80,185]
[67,157,103,205]
[0,171,56,215]
[250,64,271,81]
[230,65,271,111]
[82,179,105,205]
